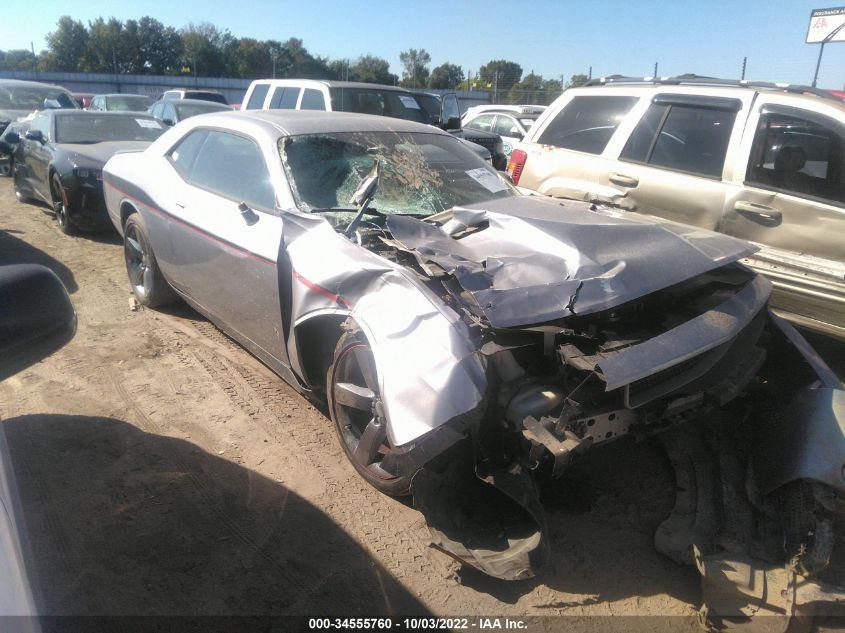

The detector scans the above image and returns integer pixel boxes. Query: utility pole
[653,62,658,77]
[741,56,747,80]
[31,42,36,73]
[272,53,277,79]
[588,66,592,80]
[494,70,498,103]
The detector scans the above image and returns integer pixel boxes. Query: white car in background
[462,105,546,157]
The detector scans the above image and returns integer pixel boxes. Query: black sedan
[8,110,166,235]
[148,98,230,126]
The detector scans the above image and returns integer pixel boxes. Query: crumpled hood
[386,196,758,328]
[60,141,152,168]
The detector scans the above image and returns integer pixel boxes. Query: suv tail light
[507,149,527,185]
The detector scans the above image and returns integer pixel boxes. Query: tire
[13,163,29,202]
[327,328,413,496]
[51,173,77,236]
[780,480,834,576]
[123,213,177,308]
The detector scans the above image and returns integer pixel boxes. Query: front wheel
[123,213,176,308]
[327,329,412,496]
[51,174,76,236]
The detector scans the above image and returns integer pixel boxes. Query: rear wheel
[327,328,412,496]
[51,174,76,236]
[13,163,28,202]
[123,213,176,308]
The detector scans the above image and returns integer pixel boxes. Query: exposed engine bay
[345,202,845,629]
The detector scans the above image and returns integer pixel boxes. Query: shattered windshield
[279,131,517,218]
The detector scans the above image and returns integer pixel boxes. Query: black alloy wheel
[51,174,76,235]
[123,214,175,308]
[328,330,412,496]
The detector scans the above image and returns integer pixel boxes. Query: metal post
[588,66,592,80]
[653,62,658,77]
[812,41,826,87]
[741,56,747,80]
[812,22,845,88]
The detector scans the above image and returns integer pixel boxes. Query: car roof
[182,108,449,137]
[570,78,845,113]
[96,94,150,98]
[47,110,157,118]
[250,79,415,94]
[168,98,230,108]
[0,79,72,91]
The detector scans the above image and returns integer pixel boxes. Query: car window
[536,95,638,155]
[466,114,495,133]
[164,103,177,122]
[245,84,270,110]
[270,87,299,109]
[621,103,735,178]
[747,109,845,205]
[32,113,51,139]
[151,103,163,118]
[300,89,326,111]
[281,131,516,218]
[494,115,521,137]
[182,130,276,210]
[169,129,209,176]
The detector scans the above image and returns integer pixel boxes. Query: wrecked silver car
[102,110,844,625]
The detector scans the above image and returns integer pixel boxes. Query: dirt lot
[0,176,842,628]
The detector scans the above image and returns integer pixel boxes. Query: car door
[164,128,289,368]
[722,97,845,330]
[595,93,753,229]
[25,113,54,200]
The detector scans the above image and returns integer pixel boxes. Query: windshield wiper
[310,206,385,216]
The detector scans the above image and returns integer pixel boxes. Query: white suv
[509,76,845,338]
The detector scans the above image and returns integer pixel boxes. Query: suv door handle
[733,201,782,222]
[609,173,639,188]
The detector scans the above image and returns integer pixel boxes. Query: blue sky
[2,0,844,89]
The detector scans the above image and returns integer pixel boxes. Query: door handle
[609,173,639,188]
[733,201,782,222]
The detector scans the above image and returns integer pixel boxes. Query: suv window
[300,89,326,111]
[536,96,638,154]
[270,87,299,109]
[174,130,276,210]
[747,108,845,205]
[246,84,270,110]
[494,115,521,137]
[621,102,737,178]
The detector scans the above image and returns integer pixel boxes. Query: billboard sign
[807,7,845,43]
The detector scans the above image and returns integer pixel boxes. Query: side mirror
[444,116,461,131]
[24,130,44,143]
[0,264,76,382]
[4,132,21,145]
[162,118,175,127]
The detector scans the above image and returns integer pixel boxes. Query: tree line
[0,16,589,104]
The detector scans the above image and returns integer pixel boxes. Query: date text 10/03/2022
[308,618,529,630]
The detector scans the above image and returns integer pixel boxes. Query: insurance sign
[806,7,845,43]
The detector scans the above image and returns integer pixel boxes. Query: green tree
[428,63,463,89]
[398,48,430,88]
[478,60,522,94]
[566,73,589,88]
[138,17,182,75]
[180,22,228,77]
[44,16,88,71]
[350,55,394,84]
[0,49,38,71]
[81,17,122,73]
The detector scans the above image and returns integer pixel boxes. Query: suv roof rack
[583,74,841,103]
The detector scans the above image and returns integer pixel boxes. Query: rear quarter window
[536,95,638,155]
[246,84,270,110]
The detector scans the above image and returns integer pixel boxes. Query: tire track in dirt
[107,372,325,608]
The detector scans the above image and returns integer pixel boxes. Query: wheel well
[294,314,348,392]
[120,201,138,230]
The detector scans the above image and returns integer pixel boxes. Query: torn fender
[753,313,845,495]
[283,215,487,448]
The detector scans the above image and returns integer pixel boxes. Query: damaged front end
[363,200,845,621]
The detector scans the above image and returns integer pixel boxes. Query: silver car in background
[102,109,843,623]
